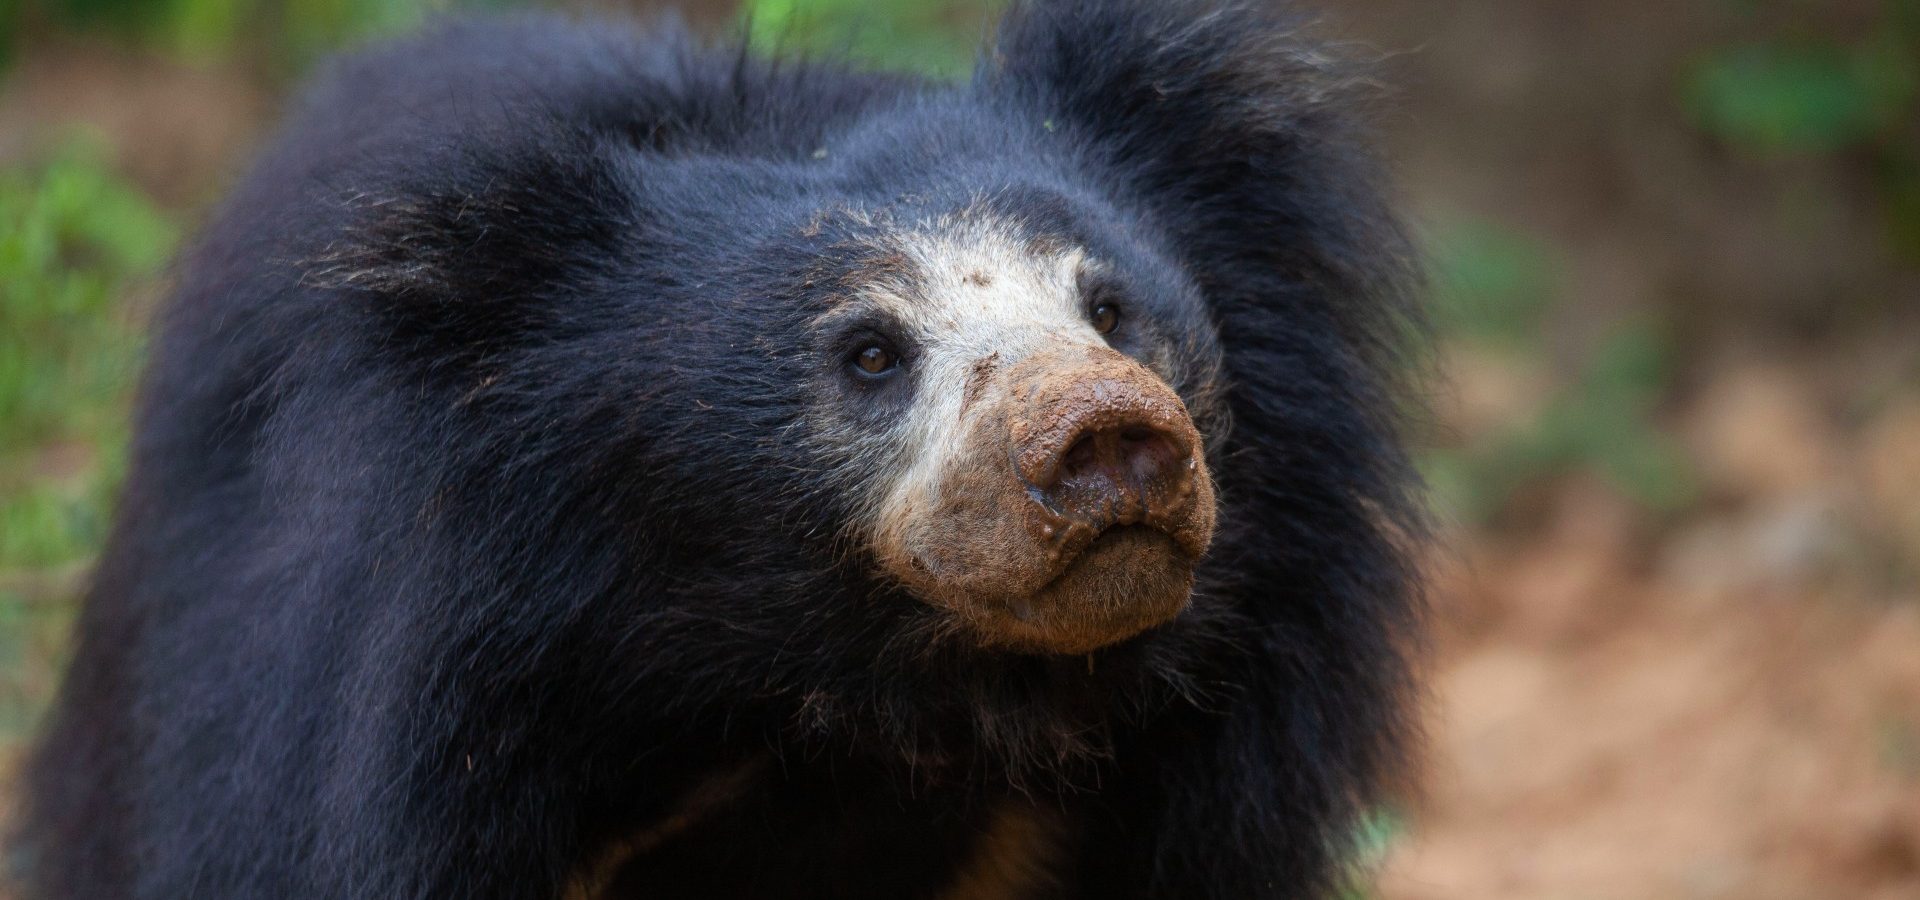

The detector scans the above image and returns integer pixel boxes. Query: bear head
[800,203,1223,655]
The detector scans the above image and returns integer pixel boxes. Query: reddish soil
[1387,481,1920,898]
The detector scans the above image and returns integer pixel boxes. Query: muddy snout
[881,344,1215,655]
[1011,360,1212,561]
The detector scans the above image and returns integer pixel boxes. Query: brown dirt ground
[1386,478,1920,898]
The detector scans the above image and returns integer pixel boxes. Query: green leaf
[1686,41,1911,155]
[0,143,173,568]
[740,0,991,77]
[1430,221,1556,346]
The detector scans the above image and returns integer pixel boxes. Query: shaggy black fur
[18,2,1427,898]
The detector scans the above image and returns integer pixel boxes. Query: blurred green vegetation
[1338,807,1406,899]
[0,138,172,736]
[0,139,171,569]
[1,0,989,72]
[1424,223,1697,525]
[1687,0,1920,260]
[8,0,457,69]
[745,0,993,77]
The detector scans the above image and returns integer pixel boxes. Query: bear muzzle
[1010,353,1212,563]
[885,344,1217,655]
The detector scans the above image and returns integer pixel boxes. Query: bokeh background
[1,0,1917,896]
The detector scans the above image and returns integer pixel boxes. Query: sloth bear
[19,1,1427,898]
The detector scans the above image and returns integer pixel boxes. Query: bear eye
[853,345,899,376]
[1090,302,1121,335]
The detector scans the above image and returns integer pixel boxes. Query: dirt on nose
[1006,345,1214,564]
[880,342,1217,655]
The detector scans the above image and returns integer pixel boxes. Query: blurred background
[0,0,1916,896]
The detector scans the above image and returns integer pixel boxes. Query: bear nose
[1055,423,1188,501]
[1017,375,1201,529]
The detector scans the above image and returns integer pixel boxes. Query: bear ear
[987,0,1416,341]
[302,137,634,372]
[989,0,1356,148]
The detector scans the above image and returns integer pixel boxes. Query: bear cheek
[875,412,1058,616]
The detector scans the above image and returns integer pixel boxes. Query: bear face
[799,205,1220,654]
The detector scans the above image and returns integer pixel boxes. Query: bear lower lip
[974,526,1197,655]
[1039,524,1171,588]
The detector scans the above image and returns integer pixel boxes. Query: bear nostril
[1122,429,1180,481]
[1012,366,1206,544]
[1051,419,1189,499]
[1060,434,1099,479]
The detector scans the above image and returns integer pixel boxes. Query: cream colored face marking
[854,215,1107,563]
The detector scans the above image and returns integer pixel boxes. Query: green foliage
[0,140,174,570]
[37,0,247,58]
[1685,1,1920,259]
[1523,324,1695,510]
[1880,151,1920,259]
[270,0,474,66]
[0,0,17,69]
[17,0,475,68]
[1431,324,1697,525]
[1334,807,1407,898]
[1424,222,1695,525]
[742,0,993,77]
[1431,221,1557,348]
[1686,43,1912,155]
[0,141,168,739]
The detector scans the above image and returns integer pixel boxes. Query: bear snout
[887,344,1217,656]
[1007,347,1215,565]
[1013,372,1207,557]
